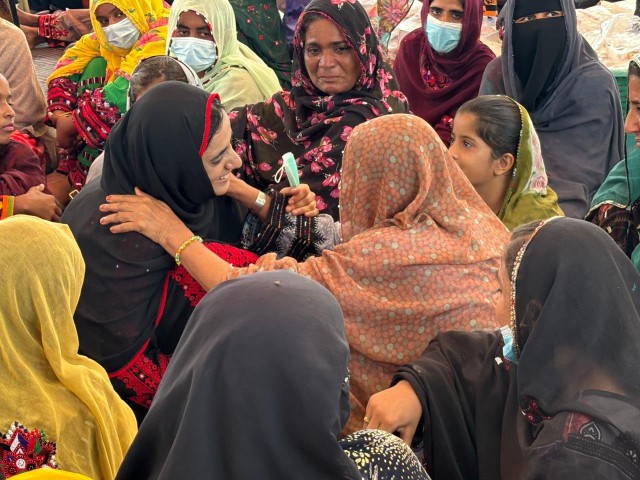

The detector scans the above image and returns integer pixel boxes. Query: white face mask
[102,17,141,50]
[425,15,463,54]
[170,37,218,73]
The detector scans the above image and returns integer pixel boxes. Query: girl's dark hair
[129,56,189,104]
[298,12,327,43]
[629,59,640,80]
[504,220,542,279]
[457,95,521,160]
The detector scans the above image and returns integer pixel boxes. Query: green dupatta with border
[498,98,564,230]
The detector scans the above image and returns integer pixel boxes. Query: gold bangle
[174,235,203,266]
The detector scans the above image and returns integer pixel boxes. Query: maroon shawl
[0,140,45,195]
[393,0,494,144]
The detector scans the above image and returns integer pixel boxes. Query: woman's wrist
[161,223,195,256]
[48,110,71,127]
[226,176,272,221]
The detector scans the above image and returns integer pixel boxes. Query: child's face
[0,76,15,146]
[449,112,496,189]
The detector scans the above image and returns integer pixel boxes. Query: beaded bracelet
[174,235,203,266]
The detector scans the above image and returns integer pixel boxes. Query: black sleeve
[393,331,509,480]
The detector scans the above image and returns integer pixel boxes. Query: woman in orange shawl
[100,113,510,426]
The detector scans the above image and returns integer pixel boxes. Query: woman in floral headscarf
[450,95,563,230]
[230,0,409,220]
[45,0,169,202]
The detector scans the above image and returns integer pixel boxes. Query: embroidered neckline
[0,422,58,478]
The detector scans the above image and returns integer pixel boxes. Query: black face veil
[512,0,567,111]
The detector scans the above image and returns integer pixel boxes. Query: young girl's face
[0,75,15,146]
[449,112,496,189]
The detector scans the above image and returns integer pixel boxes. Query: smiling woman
[60,83,320,419]
[588,55,640,270]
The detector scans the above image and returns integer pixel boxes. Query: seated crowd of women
[0,0,639,477]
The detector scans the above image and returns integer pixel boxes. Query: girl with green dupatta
[449,94,563,230]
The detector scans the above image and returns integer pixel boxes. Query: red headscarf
[393,0,495,143]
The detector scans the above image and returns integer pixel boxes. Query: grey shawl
[480,0,624,218]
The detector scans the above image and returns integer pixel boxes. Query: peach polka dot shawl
[227,114,510,424]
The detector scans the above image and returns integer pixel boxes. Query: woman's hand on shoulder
[99,187,183,247]
[281,183,318,217]
[364,380,423,444]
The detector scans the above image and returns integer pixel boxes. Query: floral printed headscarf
[230,0,408,219]
[227,114,510,431]
[498,98,564,230]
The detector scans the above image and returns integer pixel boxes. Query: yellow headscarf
[0,216,137,480]
[15,470,92,480]
[47,0,169,85]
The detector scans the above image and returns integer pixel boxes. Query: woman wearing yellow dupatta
[0,216,137,480]
[15,471,92,480]
[45,0,169,202]
[450,95,563,230]
[166,0,281,110]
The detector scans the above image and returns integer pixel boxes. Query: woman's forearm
[161,225,233,292]
[226,176,271,222]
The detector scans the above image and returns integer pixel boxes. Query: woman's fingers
[108,221,141,234]
[398,424,418,445]
[134,187,152,197]
[284,185,317,216]
[99,212,125,226]
[105,193,148,204]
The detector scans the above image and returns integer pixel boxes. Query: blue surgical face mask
[500,325,519,364]
[170,37,218,73]
[425,15,462,54]
[102,17,140,50]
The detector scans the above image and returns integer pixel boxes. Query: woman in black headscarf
[61,82,315,420]
[480,0,624,219]
[115,270,430,480]
[365,217,640,479]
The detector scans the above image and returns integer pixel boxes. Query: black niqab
[512,0,567,111]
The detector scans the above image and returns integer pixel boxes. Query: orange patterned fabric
[226,114,510,427]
